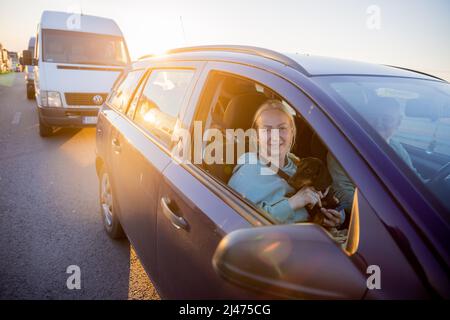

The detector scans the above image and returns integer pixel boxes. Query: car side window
[192,70,359,248]
[108,69,145,113]
[133,69,195,146]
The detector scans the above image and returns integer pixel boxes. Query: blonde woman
[228,100,344,226]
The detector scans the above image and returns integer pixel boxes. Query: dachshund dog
[287,157,340,225]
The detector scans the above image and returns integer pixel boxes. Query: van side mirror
[212,224,367,299]
[22,50,32,66]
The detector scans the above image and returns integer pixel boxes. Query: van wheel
[99,166,125,239]
[27,87,35,99]
[38,116,53,137]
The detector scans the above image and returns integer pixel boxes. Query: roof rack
[139,45,308,74]
[385,65,446,82]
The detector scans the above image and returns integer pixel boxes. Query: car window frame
[188,69,288,225]
[180,62,370,245]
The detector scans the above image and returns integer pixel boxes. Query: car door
[155,61,437,299]
[105,67,148,240]
[110,63,205,281]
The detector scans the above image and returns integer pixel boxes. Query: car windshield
[316,75,450,214]
[42,29,129,66]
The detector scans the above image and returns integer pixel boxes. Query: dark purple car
[95,46,449,299]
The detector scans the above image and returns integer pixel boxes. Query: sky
[0,0,449,80]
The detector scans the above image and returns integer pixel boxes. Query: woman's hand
[320,208,342,227]
[288,186,322,210]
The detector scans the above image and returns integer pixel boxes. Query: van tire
[99,165,125,239]
[39,116,53,137]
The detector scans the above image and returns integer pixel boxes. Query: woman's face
[256,109,294,163]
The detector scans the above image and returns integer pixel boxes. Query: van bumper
[37,105,100,128]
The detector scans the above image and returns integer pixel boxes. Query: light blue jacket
[228,153,310,224]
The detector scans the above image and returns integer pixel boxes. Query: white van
[24,11,130,136]
[24,37,36,99]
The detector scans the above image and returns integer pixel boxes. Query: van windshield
[42,29,129,66]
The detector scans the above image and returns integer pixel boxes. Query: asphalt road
[0,72,159,300]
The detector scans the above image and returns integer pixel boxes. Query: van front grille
[64,92,108,106]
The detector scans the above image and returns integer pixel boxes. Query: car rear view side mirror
[404,98,450,121]
[212,224,367,299]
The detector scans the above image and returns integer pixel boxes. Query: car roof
[40,10,123,37]
[286,53,444,80]
[133,45,444,82]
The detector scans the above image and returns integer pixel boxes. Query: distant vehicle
[0,43,9,73]
[96,45,449,299]
[23,37,36,99]
[22,10,130,137]
[8,51,20,72]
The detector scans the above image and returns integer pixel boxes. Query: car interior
[195,72,330,181]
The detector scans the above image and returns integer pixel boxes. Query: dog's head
[289,157,332,192]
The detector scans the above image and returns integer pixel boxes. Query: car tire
[38,116,53,137]
[99,165,125,239]
[27,87,35,99]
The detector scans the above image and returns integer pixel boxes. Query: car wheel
[99,166,125,239]
[38,116,53,137]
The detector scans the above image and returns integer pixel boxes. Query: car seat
[204,92,268,183]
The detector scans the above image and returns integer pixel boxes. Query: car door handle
[111,138,121,153]
[160,197,188,230]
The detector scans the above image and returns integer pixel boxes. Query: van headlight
[41,91,62,107]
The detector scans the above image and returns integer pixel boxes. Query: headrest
[222,92,268,130]
[220,78,257,99]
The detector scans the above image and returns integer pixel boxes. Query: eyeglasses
[256,125,292,135]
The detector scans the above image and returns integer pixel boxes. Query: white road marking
[12,112,22,125]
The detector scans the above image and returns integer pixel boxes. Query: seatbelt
[258,155,293,186]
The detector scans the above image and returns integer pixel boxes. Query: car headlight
[40,91,62,107]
